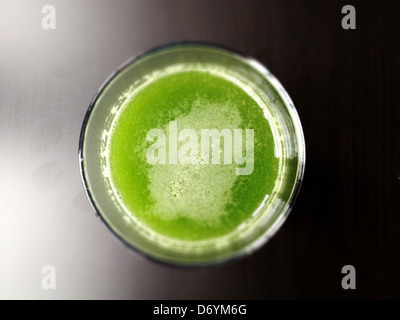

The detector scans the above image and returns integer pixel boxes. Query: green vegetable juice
[106,65,280,242]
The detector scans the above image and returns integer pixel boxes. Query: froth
[146,101,242,224]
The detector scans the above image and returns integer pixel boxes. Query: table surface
[0,0,399,299]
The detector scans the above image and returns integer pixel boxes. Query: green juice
[107,68,279,242]
[81,44,305,265]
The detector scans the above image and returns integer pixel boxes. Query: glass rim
[78,42,306,267]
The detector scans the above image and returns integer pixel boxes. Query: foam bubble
[146,101,242,224]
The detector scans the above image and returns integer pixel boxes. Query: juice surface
[108,68,279,241]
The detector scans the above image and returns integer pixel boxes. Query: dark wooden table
[0,0,398,299]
